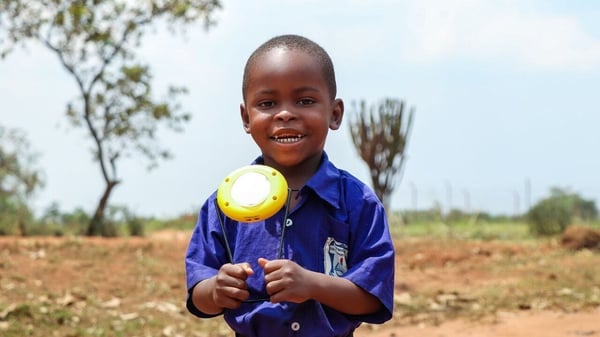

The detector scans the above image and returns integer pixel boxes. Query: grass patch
[389,219,531,241]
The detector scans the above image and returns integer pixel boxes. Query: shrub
[104,204,144,237]
[526,188,598,236]
[127,217,145,237]
[527,197,572,236]
[39,204,90,236]
[0,195,34,235]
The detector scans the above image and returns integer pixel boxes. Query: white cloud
[401,0,600,70]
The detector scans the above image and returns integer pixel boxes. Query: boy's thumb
[257,257,270,268]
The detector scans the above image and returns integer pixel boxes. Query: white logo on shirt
[324,237,348,277]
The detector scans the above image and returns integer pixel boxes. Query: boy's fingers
[258,257,270,269]
[237,262,254,276]
[222,263,254,279]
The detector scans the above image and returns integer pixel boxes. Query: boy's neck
[263,153,323,190]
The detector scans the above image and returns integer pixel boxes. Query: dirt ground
[1,230,599,336]
[356,310,600,337]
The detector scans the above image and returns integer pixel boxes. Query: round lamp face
[230,171,270,207]
[216,165,288,223]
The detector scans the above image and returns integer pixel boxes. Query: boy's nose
[275,108,296,121]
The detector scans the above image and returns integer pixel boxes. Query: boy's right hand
[211,263,254,309]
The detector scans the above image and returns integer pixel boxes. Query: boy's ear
[240,103,251,133]
[329,98,344,130]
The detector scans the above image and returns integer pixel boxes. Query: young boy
[185,34,395,337]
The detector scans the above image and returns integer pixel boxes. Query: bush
[104,205,145,237]
[527,197,572,236]
[127,217,145,237]
[526,188,598,236]
[0,195,34,235]
[39,204,90,236]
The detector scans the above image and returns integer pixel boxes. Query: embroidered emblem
[324,237,348,276]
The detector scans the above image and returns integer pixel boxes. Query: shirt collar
[251,152,341,209]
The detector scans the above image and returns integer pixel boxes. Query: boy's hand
[258,257,313,304]
[211,263,254,309]
[257,258,382,315]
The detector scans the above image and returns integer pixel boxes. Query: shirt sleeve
[184,194,230,318]
[343,185,395,324]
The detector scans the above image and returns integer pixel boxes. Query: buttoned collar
[252,152,341,210]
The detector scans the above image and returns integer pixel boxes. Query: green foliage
[144,212,197,232]
[38,203,147,237]
[85,204,149,237]
[398,206,520,226]
[392,209,530,241]
[104,205,145,237]
[0,126,44,235]
[445,208,470,224]
[400,207,443,224]
[348,98,415,210]
[61,207,92,234]
[0,0,221,235]
[526,187,598,236]
[0,195,34,235]
[38,203,91,236]
[527,197,571,236]
[88,217,119,237]
[0,126,44,200]
[127,217,145,237]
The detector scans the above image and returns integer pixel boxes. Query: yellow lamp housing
[216,165,288,223]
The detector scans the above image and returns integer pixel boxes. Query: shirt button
[286,218,293,227]
[290,321,300,331]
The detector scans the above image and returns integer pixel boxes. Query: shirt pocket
[321,215,351,277]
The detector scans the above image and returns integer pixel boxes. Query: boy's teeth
[274,135,303,143]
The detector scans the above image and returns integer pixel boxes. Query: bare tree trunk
[87,180,119,236]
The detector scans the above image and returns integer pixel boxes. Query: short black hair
[242,34,337,100]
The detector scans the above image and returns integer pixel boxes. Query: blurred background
[1,0,599,235]
[1,3,599,337]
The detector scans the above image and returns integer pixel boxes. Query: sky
[1,0,599,218]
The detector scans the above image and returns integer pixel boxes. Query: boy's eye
[258,101,275,108]
[298,98,315,105]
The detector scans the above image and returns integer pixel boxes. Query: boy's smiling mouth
[272,134,304,143]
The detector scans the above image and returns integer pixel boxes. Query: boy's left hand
[258,257,313,304]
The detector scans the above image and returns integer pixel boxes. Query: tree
[0,0,221,235]
[0,125,44,235]
[348,98,415,210]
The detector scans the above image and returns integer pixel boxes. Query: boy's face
[240,47,343,171]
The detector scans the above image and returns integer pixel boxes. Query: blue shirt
[185,153,394,337]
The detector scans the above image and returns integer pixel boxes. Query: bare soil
[1,230,598,337]
[357,310,600,337]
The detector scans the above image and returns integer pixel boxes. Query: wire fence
[391,181,600,216]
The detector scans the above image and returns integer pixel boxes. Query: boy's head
[242,34,337,101]
[239,34,344,174]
